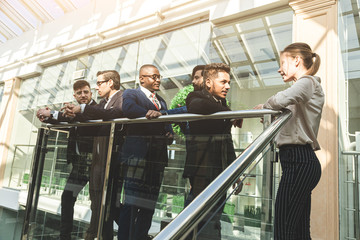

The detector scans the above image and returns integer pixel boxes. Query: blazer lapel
[105,91,121,110]
[137,88,157,110]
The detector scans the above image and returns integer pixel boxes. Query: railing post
[260,114,274,239]
[97,122,116,239]
[21,128,49,240]
[354,154,359,240]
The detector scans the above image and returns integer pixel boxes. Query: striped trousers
[274,144,322,240]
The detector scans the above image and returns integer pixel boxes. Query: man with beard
[183,63,243,240]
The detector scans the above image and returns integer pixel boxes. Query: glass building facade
[0,0,358,239]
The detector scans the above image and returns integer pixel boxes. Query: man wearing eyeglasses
[37,80,97,240]
[64,70,123,120]
[63,70,125,240]
[117,64,173,240]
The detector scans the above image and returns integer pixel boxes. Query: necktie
[151,93,160,110]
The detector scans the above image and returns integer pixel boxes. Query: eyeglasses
[96,80,109,86]
[75,90,90,96]
[141,74,162,80]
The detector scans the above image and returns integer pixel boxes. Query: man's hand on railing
[145,110,162,119]
[37,107,51,122]
[232,178,243,195]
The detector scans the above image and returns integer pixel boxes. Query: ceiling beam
[0,20,18,39]
[20,0,54,23]
[54,0,76,13]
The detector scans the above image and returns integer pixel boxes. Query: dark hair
[73,80,90,91]
[96,70,121,90]
[282,42,321,76]
[203,63,230,88]
[191,65,205,79]
[139,64,158,76]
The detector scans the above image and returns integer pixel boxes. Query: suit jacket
[122,88,172,136]
[82,90,124,121]
[121,88,173,206]
[183,89,236,181]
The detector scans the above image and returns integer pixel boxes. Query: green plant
[244,205,261,227]
[41,175,50,187]
[172,195,184,214]
[169,85,194,137]
[156,193,168,210]
[23,173,29,184]
[222,202,235,223]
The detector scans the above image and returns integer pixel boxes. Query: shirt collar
[140,86,155,97]
[106,90,120,102]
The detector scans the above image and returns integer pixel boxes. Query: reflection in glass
[219,35,247,63]
[339,0,360,238]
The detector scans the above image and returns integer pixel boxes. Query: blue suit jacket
[121,88,173,206]
[122,87,173,136]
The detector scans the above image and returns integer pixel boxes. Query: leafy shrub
[169,85,193,137]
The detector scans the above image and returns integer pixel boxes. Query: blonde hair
[282,42,320,76]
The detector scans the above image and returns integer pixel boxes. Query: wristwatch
[50,110,55,119]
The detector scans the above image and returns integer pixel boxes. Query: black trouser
[184,177,225,240]
[274,144,322,240]
[60,157,90,240]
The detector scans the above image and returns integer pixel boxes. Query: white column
[0,77,21,187]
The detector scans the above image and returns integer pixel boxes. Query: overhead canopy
[0,0,90,44]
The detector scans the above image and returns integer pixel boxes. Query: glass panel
[340,0,353,12]
[255,61,283,86]
[24,124,120,239]
[0,207,24,240]
[219,36,248,63]
[270,24,293,53]
[242,30,275,62]
[181,143,279,240]
[339,153,360,240]
[7,145,35,189]
[92,42,139,88]
[339,0,360,238]
[232,65,259,89]
[139,22,211,78]
[213,26,236,37]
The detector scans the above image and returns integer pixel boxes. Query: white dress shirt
[140,86,161,110]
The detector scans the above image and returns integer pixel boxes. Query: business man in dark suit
[64,70,125,240]
[117,64,173,240]
[37,80,97,240]
[184,63,243,240]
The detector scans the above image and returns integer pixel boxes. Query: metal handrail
[41,109,281,129]
[22,109,285,240]
[341,150,360,240]
[342,151,360,155]
[153,109,292,240]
